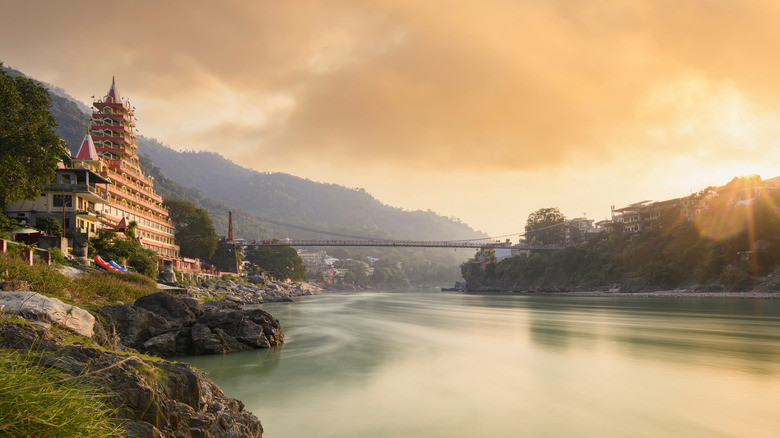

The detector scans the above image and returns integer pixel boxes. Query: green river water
[181,291,780,437]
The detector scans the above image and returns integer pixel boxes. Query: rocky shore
[0,287,284,437]
[0,321,263,437]
[0,269,316,437]
[185,276,322,304]
[101,292,284,358]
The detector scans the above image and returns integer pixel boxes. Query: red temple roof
[105,76,122,104]
[74,133,99,161]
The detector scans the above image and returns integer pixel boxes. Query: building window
[53,194,72,207]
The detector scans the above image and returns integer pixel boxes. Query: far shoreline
[451,289,780,299]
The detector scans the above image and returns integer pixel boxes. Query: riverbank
[452,289,780,299]
[185,276,322,303]
[0,320,263,437]
[0,254,274,436]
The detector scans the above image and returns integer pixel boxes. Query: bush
[0,348,121,437]
[49,248,67,265]
[34,216,62,237]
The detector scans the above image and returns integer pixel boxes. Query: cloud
[4,0,780,232]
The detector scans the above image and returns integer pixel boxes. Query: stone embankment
[0,321,263,437]
[187,276,322,304]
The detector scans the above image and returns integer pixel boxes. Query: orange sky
[2,0,780,236]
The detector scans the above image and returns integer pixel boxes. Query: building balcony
[93,101,135,116]
[48,183,108,203]
[95,145,139,161]
[102,172,162,206]
[91,112,136,127]
[106,186,168,217]
[103,160,153,187]
[89,124,137,139]
[91,135,134,146]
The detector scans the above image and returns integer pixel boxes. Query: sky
[2,0,780,237]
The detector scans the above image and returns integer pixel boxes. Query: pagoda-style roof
[74,133,99,161]
[105,76,122,104]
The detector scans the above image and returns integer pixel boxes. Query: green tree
[244,245,306,281]
[164,199,219,260]
[0,212,14,238]
[334,259,370,287]
[0,64,66,204]
[34,216,62,237]
[125,220,138,239]
[525,207,566,246]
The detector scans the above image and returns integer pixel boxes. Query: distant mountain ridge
[137,135,485,243]
[2,64,486,251]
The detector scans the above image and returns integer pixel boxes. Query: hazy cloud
[3,0,780,232]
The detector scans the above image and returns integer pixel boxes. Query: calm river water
[182,291,780,437]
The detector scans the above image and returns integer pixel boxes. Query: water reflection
[182,292,780,438]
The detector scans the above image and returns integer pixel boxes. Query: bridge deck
[232,239,559,250]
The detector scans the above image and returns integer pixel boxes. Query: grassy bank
[0,253,164,437]
[0,348,122,437]
[0,252,158,306]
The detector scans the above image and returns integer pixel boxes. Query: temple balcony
[90,112,136,127]
[105,171,163,205]
[103,160,153,187]
[106,185,168,217]
[88,123,137,139]
[95,145,139,160]
[93,101,134,116]
[91,135,133,146]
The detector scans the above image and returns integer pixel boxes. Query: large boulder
[101,303,174,349]
[190,323,252,355]
[135,292,197,327]
[102,295,284,357]
[0,291,95,337]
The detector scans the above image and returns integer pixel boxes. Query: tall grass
[0,348,122,437]
[0,252,158,306]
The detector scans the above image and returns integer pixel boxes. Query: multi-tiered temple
[77,78,179,261]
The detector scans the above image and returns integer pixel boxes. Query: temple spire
[106,77,122,104]
[74,128,99,161]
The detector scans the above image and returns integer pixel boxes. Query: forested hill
[3,64,486,248]
[137,136,484,242]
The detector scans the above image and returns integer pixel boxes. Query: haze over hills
[3,64,486,267]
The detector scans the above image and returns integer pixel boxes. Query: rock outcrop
[0,291,95,337]
[101,292,283,357]
[0,322,263,437]
[187,277,321,304]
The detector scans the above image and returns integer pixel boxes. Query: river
[182,291,780,437]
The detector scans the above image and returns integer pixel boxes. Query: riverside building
[73,78,180,262]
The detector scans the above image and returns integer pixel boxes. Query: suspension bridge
[219,210,565,251]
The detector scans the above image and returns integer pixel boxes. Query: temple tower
[87,78,180,261]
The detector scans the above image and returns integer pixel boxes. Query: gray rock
[142,331,178,357]
[0,291,95,337]
[135,292,196,326]
[102,303,173,348]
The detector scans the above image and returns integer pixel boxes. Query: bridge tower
[228,210,234,242]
